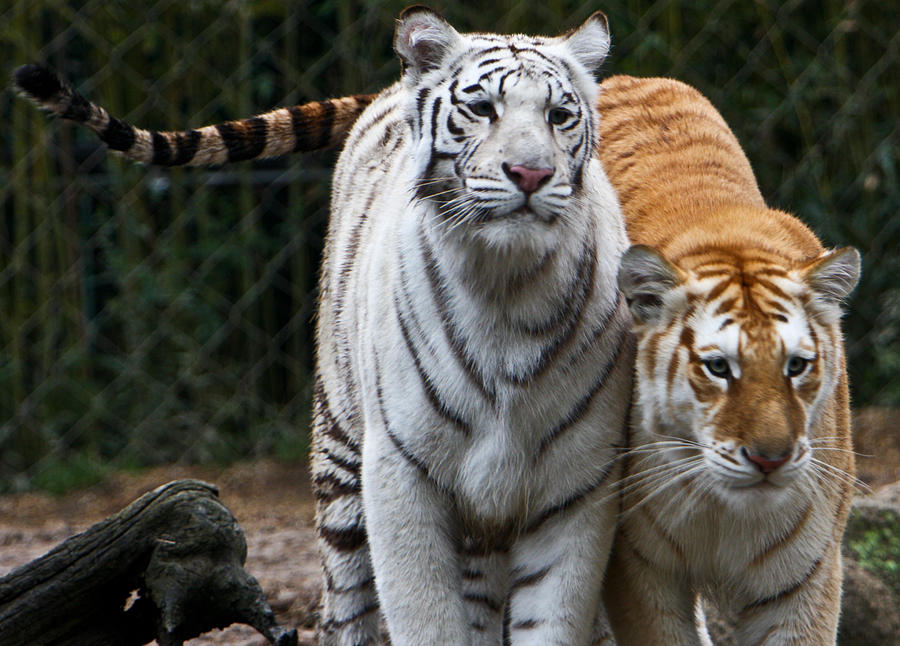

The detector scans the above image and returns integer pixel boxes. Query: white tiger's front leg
[507,482,618,646]
[363,426,470,646]
[461,548,510,644]
[589,602,616,645]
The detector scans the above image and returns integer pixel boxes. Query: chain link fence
[1,0,897,492]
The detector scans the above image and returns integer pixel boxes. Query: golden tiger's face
[668,274,834,492]
[618,244,860,503]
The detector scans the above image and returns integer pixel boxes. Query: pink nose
[742,448,791,474]
[503,163,554,194]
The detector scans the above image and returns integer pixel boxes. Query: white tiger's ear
[618,245,683,324]
[560,11,611,74]
[801,247,861,320]
[394,6,462,82]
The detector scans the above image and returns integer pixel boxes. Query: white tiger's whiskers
[414,176,457,188]
[439,195,490,237]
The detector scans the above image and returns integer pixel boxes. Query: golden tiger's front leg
[732,541,843,646]
[602,531,708,646]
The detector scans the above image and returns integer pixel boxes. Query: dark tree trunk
[0,479,297,646]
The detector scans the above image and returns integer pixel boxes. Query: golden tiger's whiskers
[580,451,701,512]
[618,456,704,495]
[621,441,704,459]
[807,457,871,493]
[808,437,873,459]
[653,433,709,450]
[620,461,707,520]
[612,435,712,520]
[617,436,707,471]
[617,452,703,488]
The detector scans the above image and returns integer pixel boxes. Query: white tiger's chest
[347,196,619,521]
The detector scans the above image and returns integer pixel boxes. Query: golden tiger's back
[595,76,860,645]
[597,75,823,265]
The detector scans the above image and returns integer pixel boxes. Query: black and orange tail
[13,63,375,166]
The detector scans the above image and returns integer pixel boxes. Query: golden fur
[595,75,859,645]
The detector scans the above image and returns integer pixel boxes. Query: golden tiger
[596,75,860,645]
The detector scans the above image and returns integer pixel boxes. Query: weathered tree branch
[0,479,297,646]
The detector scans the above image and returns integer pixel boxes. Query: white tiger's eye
[703,357,731,379]
[786,356,809,377]
[548,107,572,125]
[468,100,495,118]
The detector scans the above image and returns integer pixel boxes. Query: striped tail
[13,63,375,166]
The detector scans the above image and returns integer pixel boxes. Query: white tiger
[14,8,635,644]
[311,8,633,645]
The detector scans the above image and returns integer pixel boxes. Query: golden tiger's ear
[801,247,861,321]
[618,245,683,324]
[560,12,611,74]
[394,6,462,82]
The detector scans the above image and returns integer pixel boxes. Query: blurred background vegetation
[1,0,897,493]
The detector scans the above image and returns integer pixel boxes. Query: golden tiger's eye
[703,357,731,379]
[786,356,809,377]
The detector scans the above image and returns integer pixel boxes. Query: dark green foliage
[846,505,900,598]
[1,0,897,491]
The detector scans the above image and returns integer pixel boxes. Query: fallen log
[0,479,297,646]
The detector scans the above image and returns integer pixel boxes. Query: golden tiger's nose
[742,447,792,474]
[502,163,554,194]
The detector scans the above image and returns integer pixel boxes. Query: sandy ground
[1,407,897,645]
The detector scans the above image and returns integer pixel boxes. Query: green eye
[468,100,495,118]
[548,108,572,125]
[786,356,809,377]
[703,357,731,379]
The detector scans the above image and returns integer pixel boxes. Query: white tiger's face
[418,53,595,225]
[394,10,609,245]
[619,244,860,508]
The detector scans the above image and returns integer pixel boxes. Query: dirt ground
[0,408,897,645]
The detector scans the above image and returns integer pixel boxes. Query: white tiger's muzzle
[460,105,577,222]
[502,163,554,195]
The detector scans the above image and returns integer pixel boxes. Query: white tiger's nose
[502,163,554,194]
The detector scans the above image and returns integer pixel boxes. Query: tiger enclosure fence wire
[1,0,897,492]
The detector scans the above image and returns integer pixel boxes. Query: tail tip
[13,63,65,101]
